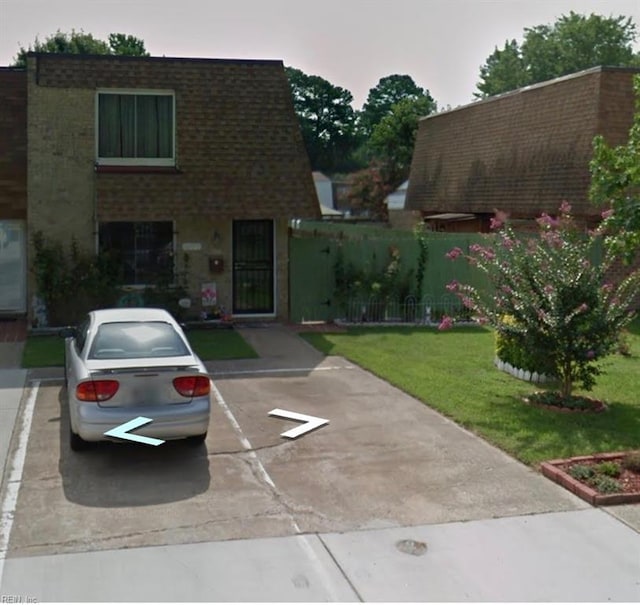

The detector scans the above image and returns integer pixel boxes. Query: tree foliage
[476,12,639,98]
[360,74,431,136]
[286,66,360,173]
[590,75,640,262]
[368,95,436,183]
[12,29,149,67]
[344,163,394,221]
[476,39,528,98]
[443,203,639,400]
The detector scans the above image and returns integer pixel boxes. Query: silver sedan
[63,308,211,451]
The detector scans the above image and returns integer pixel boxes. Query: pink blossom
[446,247,463,260]
[601,208,614,220]
[577,303,589,313]
[586,350,595,359]
[501,235,514,250]
[469,243,483,253]
[537,213,560,228]
[446,280,459,292]
[559,201,572,215]
[602,283,614,292]
[543,285,554,295]
[480,248,495,260]
[501,285,513,294]
[438,316,454,331]
[477,316,489,325]
[461,296,474,309]
[490,210,508,230]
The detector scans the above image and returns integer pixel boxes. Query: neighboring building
[313,171,333,208]
[407,66,640,232]
[385,180,421,229]
[0,52,320,321]
[313,171,344,218]
[0,68,27,314]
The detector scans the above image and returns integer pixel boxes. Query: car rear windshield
[88,321,191,359]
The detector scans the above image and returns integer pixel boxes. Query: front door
[232,220,275,315]
[0,221,27,314]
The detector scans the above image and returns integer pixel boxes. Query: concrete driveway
[0,325,638,601]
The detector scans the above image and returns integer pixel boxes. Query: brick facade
[0,69,27,220]
[407,66,639,225]
[24,53,319,321]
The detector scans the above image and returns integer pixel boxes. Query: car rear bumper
[73,397,210,442]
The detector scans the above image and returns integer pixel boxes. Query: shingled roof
[406,66,640,221]
[28,53,320,221]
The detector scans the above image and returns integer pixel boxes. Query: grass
[21,327,258,368]
[185,328,258,360]
[21,335,66,368]
[300,319,640,466]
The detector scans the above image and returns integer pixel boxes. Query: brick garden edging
[541,452,640,506]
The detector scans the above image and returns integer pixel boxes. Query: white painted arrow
[104,416,165,446]
[268,408,329,439]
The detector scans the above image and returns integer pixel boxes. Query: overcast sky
[1,0,639,109]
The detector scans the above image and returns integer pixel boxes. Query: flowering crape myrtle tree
[443,203,640,401]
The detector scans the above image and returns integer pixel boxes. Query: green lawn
[186,328,258,360]
[301,320,640,466]
[21,328,258,368]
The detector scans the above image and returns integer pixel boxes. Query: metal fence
[337,294,468,325]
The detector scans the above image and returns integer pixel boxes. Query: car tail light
[173,376,210,398]
[76,380,119,402]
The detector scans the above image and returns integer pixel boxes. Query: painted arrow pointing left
[104,416,165,446]
[268,408,329,439]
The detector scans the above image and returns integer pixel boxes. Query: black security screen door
[232,220,274,314]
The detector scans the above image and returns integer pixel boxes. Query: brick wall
[27,65,95,249]
[407,67,640,221]
[26,53,315,320]
[0,69,27,219]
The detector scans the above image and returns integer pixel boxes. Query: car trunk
[86,357,208,408]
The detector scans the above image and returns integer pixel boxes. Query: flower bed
[541,452,640,506]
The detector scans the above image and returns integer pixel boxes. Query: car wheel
[186,432,207,446]
[69,426,91,452]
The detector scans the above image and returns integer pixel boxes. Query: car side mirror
[58,327,76,338]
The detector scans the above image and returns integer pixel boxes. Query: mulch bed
[523,392,607,413]
[541,452,640,506]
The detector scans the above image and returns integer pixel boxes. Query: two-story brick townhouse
[406,66,640,233]
[0,52,320,321]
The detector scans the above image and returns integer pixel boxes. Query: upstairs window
[97,91,174,165]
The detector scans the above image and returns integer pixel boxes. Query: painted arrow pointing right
[268,408,329,439]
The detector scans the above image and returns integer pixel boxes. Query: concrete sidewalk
[1,509,638,601]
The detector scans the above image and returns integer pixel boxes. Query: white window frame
[95,89,176,167]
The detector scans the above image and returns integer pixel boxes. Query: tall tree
[475,40,528,98]
[360,74,430,136]
[107,33,149,57]
[476,12,638,98]
[286,66,359,173]
[12,29,149,67]
[368,95,437,184]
